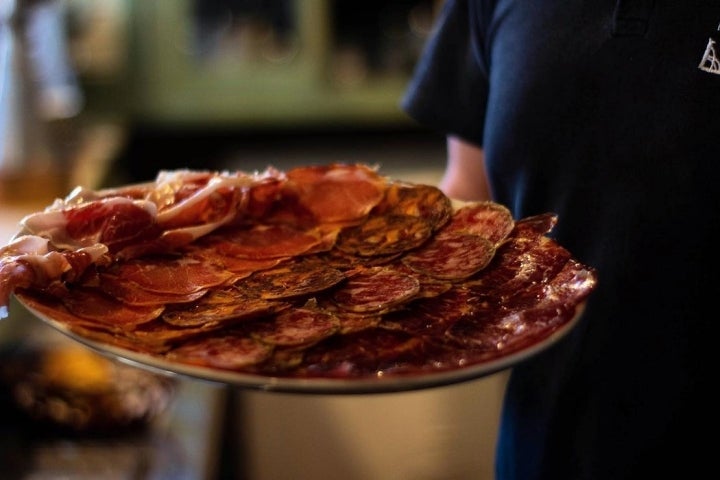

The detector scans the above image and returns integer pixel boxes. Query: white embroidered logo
[699,22,720,74]
[699,38,720,73]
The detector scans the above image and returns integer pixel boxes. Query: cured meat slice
[298,329,424,378]
[331,266,420,313]
[166,332,273,370]
[203,224,327,260]
[445,303,573,356]
[284,163,387,224]
[238,260,346,300]
[447,261,596,353]
[251,307,338,347]
[314,249,402,269]
[108,257,236,295]
[388,263,453,299]
[184,243,288,275]
[60,287,164,329]
[99,273,208,307]
[0,236,109,318]
[512,212,558,238]
[381,287,477,336]
[374,182,452,230]
[467,235,572,297]
[335,312,382,334]
[442,202,515,246]
[161,287,290,328]
[16,289,150,332]
[21,197,160,252]
[14,290,171,353]
[126,320,225,349]
[402,231,495,280]
[141,168,282,227]
[336,214,432,257]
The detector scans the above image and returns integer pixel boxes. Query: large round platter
[5,167,597,395]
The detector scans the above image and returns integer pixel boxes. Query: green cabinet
[122,0,437,127]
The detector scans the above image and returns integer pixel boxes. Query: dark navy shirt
[402,1,720,478]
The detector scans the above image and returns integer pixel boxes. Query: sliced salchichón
[166,332,273,370]
[331,266,420,313]
[251,306,339,347]
[443,201,515,245]
[401,231,496,280]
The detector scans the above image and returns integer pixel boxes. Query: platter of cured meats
[0,164,597,393]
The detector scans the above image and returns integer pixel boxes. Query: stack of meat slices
[8,164,597,380]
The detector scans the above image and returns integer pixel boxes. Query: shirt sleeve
[400,0,491,147]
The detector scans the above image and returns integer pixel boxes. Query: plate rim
[18,297,585,395]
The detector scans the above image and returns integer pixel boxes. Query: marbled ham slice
[512,212,558,237]
[299,329,424,378]
[21,197,160,252]
[381,287,477,337]
[0,236,109,317]
[466,232,572,296]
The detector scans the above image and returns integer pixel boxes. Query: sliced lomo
[332,266,420,313]
[60,287,164,328]
[402,231,496,280]
[99,273,208,307]
[109,256,236,295]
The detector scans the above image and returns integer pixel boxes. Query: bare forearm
[439,136,492,201]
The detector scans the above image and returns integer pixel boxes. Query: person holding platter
[401,1,717,478]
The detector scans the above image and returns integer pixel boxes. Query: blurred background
[0,1,508,479]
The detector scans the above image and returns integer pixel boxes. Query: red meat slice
[402,231,496,280]
[204,224,326,260]
[110,257,236,294]
[285,163,387,224]
[443,201,515,245]
[332,266,420,313]
[60,287,164,328]
[166,333,273,370]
